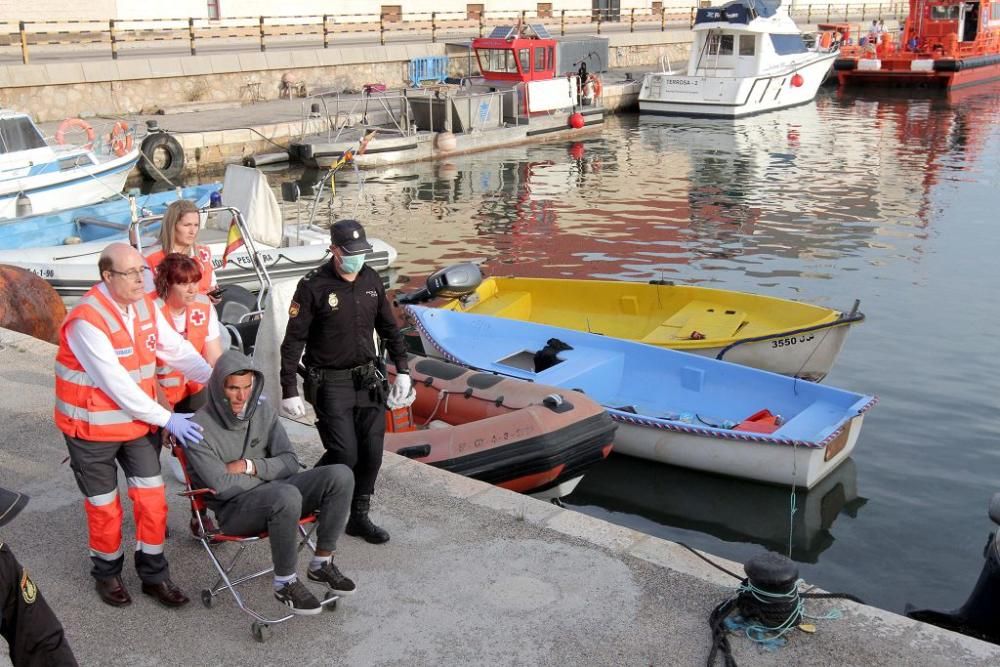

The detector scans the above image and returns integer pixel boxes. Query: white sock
[273,573,296,590]
[309,555,332,572]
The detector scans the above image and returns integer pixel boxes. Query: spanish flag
[221,218,244,267]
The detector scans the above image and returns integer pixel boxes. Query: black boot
[345,495,390,544]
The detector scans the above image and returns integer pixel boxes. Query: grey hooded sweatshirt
[186,350,302,509]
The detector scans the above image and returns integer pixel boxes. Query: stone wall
[0,32,691,123]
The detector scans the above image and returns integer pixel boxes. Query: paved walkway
[0,326,997,666]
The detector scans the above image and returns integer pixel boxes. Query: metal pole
[188,17,196,56]
[259,16,266,52]
[630,8,635,33]
[690,8,696,29]
[18,21,29,65]
[661,7,666,32]
[807,5,812,22]
[479,10,484,38]
[827,4,831,22]
[323,14,329,48]
[380,13,385,45]
[110,19,118,60]
[561,9,566,36]
[862,4,867,21]
[597,11,602,34]
[431,11,436,43]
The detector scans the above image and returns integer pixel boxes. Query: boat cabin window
[930,5,961,19]
[519,48,530,73]
[770,34,808,55]
[478,48,519,73]
[738,34,756,56]
[533,46,552,71]
[708,33,735,56]
[0,117,47,154]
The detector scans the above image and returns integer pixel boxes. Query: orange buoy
[791,73,804,87]
[55,118,96,149]
[108,121,134,157]
[0,265,66,344]
[569,112,585,129]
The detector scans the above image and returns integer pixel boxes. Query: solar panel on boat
[487,25,517,39]
[529,24,551,39]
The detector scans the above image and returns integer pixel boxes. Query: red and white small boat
[385,356,616,500]
[835,0,1000,89]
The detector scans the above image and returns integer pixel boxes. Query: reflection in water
[190,82,1000,612]
[566,456,866,564]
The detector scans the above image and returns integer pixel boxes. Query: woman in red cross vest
[153,253,223,413]
[144,200,219,302]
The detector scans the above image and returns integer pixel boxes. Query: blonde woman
[144,199,220,301]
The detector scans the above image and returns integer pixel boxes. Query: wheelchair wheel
[323,591,338,611]
[251,622,271,643]
[200,589,214,608]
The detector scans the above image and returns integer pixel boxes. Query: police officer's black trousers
[0,543,78,667]
[313,378,385,497]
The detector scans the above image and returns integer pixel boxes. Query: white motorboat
[638,0,836,118]
[0,110,139,219]
[0,166,397,300]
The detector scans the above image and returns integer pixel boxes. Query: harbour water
[219,83,999,615]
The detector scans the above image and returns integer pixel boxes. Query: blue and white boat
[0,166,399,299]
[407,306,877,488]
[0,110,140,219]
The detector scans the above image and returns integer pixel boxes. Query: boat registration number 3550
[771,333,816,349]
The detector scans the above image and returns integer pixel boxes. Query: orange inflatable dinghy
[386,356,616,499]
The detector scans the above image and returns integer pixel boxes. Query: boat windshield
[930,5,961,20]
[770,33,808,55]
[0,117,47,154]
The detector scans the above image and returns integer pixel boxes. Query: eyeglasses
[107,266,150,281]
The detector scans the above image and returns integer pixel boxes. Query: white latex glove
[386,372,415,409]
[281,396,306,417]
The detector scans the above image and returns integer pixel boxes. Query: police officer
[0,486,79,666]
[279,220,414,544]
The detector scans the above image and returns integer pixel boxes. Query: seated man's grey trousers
[215,465,354,576]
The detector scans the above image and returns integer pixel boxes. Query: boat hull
[639,54,836,118]
[836,58,1000,90]
[613,412,864,488]
[384,356,616,498]
[0,149,139,219]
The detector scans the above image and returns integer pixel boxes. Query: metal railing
[2,4,907,65]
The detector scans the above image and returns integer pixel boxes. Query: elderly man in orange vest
[54,243,212,609]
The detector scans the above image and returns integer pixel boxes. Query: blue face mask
[339,253,366,274]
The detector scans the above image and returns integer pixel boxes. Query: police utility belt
[303,361,386,405]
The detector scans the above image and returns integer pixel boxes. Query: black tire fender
[138,133,185,181]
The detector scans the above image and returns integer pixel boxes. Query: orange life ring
[108,121,134,157]
[589,74,603,98]
[55,118,95,150]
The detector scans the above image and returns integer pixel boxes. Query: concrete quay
[0,325,997,666]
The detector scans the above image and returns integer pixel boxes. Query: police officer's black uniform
[0,487,78,667]
[280,220,409,544]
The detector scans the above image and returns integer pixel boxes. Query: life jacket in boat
[54,286,158,441]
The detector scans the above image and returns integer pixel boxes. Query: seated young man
[185,350,357,615]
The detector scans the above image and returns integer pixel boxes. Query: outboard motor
[905,492,1000,644]
[396,263,483,305]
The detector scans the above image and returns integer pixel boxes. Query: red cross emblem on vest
[198,247,211,263]
[190,309,206,327]
[145,333,157,352]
